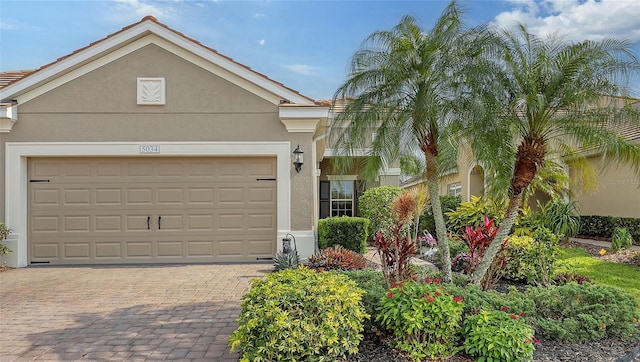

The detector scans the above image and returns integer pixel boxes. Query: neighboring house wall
[571,157,640,218]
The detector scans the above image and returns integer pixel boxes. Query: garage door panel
[188,215,214,230]
[95,215,122,231]
[32,243,59,260]
[248,187,276,204]
[126,215,153,231]
[157,241,184,257]
[64,162,92,178]
[157,188,184,205]
[29,157,276,264]
[248,213,276,230]
[64,243,91,258]
[126,188,153,205]
[188,188,214,204]
[126,242,153,258]
[63,216,91,232]
[157,162,185,177]
[32,216,60,233]
[96,162,123,177]
[32,189,60,206]
[64,189,91,205]
[95,242,122,258]
[96,188,123,205]
[158,215,183,230]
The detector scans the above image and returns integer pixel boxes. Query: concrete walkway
[0,263,271,361]
[570,237,640,251]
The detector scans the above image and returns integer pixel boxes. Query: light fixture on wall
[293,145,304,173]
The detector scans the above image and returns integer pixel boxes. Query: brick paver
[0,263,271,361]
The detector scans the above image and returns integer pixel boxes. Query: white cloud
[0,21,14,30]
[285,64,318,76]
[254,13,265,18]
[109,0,176,22]
[259,39,266,46]
[494,0,640,42]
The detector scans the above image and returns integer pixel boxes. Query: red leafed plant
[375,192,417,288]
[463,215,498,259]
[453,216,509,289]
[307,245,367,271]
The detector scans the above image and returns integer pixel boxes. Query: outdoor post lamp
[293,145,304,173]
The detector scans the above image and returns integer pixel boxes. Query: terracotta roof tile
[1,17,315,103]
[0,70,36,89]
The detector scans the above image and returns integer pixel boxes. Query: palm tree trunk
[470,193,522,285]
[424,151,452,283]
[472,135,545,285]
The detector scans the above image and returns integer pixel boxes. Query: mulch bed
[352,241,640,361]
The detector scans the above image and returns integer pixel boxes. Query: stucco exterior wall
[572,157,640,218]
[0,43,315,241]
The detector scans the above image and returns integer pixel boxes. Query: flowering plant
[377,279,464,361]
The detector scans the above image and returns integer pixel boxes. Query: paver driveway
[0,263,271,361]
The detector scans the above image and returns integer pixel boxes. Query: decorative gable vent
[137,77,165,105]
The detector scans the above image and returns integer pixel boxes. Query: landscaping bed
[348,315,640,362]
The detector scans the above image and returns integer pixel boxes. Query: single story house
[0,16,399,267]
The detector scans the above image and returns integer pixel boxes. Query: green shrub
[536,200,580,241]
[377,279,464,361]
[526,283,640,343]
[444,284,536,319]
[338,268,387,330]
[611,227,633,251]
[462,310,536,362]
[229,267,368,361]
[503,227,559,286]
[445,196,506,234]
[418,195,461,236]
[618,217,640,244]
[0,223,11,257]
[579,215,640,244]
[308,246,367,271]
[318,216,369,253]
[579,215,616,238]
[358,186,402,239]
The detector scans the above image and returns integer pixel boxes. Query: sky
[1,0,640,100]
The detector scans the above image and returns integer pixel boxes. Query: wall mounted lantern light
[293,145,304,173]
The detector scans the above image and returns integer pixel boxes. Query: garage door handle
[147,216,151,230]
[158,216,162,230]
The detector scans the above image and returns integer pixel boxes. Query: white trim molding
[279,105,328,133]
[0,105,17,133]
[4,141,293,267]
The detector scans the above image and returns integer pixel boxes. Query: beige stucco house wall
[572,157,640,218]
[0,17,331,267]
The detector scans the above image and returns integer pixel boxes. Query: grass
[556,247,640,313]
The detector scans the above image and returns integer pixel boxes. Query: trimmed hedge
[579,215,640,245]
[318,217,370,253]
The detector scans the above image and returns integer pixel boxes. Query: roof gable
[0,16,315,106]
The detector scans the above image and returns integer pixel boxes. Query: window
[330,180,354,217]
[448,182,462,197]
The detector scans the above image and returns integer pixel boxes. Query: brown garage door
[28,157,277,264]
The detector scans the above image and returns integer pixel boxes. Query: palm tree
[330,1,486,283]
[469,25,640,285]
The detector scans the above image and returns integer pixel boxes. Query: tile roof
[0,16,315,103]
[0,70,36,89]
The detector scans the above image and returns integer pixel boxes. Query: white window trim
[448,182,462,197]
[5,141,292,267]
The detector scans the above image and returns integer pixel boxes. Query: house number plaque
[140,145,160,154]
